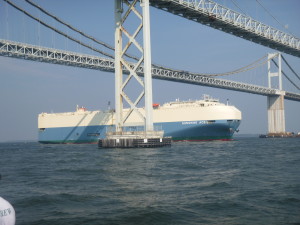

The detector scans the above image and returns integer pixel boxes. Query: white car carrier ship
[38,95,241,143]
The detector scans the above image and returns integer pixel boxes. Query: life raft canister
[0,197,15,225]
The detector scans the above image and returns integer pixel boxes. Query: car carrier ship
[38,95,242,143]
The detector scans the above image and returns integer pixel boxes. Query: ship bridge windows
[39,128,45,132]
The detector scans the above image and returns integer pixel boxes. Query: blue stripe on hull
[39,125,107,144]
[158,120,240,141]
[39,120,241,144]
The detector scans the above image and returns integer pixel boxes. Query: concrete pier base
[98,131,171,148]
[267,94,285,134]
[98,137,172,148]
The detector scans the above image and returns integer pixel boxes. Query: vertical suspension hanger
[52,18,55,48]
[38,6,41,46]
[5,0,10,40]
[22,9,25,43]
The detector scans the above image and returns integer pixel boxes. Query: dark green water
[1,137,300,225]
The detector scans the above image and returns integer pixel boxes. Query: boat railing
[105,125,164,138]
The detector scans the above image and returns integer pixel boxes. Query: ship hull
[38,120,240,144]
[160,120,240,141]
[38,96,242,144]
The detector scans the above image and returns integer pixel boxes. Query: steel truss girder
[0,39,115,72]
[114,0,155,132]
[150,0,300,58]
[1,39,300,102]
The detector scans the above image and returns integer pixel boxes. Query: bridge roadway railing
[150,0,300,58]
[1,39,300,101]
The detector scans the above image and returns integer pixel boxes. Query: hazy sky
[0,0,300,142]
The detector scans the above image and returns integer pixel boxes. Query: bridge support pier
[266,53,287,136]
[267,95,286,135]
[99,0,170,148]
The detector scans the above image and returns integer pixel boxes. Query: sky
[0,0,300,142]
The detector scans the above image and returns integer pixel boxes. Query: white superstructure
[39,96,241,128]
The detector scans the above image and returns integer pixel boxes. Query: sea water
[0,137,299,225]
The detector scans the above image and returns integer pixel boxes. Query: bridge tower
[99,0,171,147]
[114,0,154,133]
[267,53,286,135]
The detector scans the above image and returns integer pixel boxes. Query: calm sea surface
[0,137,299,225]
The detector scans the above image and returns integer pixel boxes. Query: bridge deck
[1,39,299,101]
[150,0,300,58]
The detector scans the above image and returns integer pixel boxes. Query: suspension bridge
[1,39,299,101]
[1,0,300,139]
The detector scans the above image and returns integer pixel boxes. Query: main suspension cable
[271,59,300,90]
[281,55,300,81]
[25,0,141,62]
[5,0,284,79]
[22,0,274,77]
[256,0,294,35]
[176,54,274,77]
[4,0,115,59]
